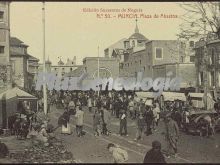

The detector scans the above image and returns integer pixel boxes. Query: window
[210,71,215,86]
[143,66,145,71]
[124,42,127,49]
[189,41,194,48]
[0,46,4,53]
[181,56,184,63]
[62,68,65,70]
[70,68,73,71]
[210,49,215,65]
[155,48,163,59]
[140,60,141,64]
[180,42,186,49]
[199,72,203,85]
[54,68,57,71]
[190,56,195,62]
[11,61,15,74]
[132,40,135,47]
[0,11,3,21]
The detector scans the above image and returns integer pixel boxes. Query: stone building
[121,40,195,78]
[10,37,29,89]
[50,57,79,79]
[10,37,39,90]
[104,20,196,91]
[27,54,40,90]
[0,2,11,93]
[153,63,196,91]
[83,57,120,80]
[195,33,220,98]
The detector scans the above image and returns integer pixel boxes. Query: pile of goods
[9,138,75,163]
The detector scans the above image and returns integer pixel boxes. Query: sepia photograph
[0,1,220,164]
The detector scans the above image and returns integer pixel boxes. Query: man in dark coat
[119,109,128,136]
[145,106,154,136]
[115,98,121,118]
[143,140,166,163]
[163,113,179,157]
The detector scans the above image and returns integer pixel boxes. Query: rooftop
[129,33,148,41]
[10,37,28,47]
[27,54,39,61]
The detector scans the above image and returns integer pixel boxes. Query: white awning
[0,87,37,100]
[188,93,204,98]
[135,92,157,99]
[162,92,186,101]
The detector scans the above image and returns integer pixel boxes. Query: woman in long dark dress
[60,109,71,135]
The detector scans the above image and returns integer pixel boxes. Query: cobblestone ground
[1,105,220,163]
[48,105,220,163]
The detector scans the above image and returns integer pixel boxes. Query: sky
[10,2,186,65]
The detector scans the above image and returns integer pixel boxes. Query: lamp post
[98,46,100,96]
[42,2,47,115]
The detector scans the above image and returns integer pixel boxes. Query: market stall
[188,92,215,110]
[0,87,38,129]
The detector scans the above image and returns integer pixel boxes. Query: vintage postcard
[0,1,220,164]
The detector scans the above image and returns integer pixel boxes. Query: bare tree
[178,2,220,39]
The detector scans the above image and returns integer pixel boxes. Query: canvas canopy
[161,92,186,102]
[0,87,37,129]
[135,92,157,99]
[0,87,37,100]
[188,93,204,98]
[188,93,215,109]
[189,109,217,116]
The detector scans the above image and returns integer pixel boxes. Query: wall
[152,40,180,66]
[153,63,196,88]
[10,55,28,88]
[51,65,79,78]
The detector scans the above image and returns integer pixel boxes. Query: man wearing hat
[145,105,154,136]
[143,140,166,163]
[163,113,179,158]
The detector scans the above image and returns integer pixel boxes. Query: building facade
[10,37,29,89]
[195,33,220,98]
[27,54,39,90]
[121,40,195,78]
[104,21,196,91]
[0,2,11,93]
[153,63,196,91]
[10,37,39,90]
[50,57,79,79]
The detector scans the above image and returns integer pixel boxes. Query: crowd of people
[6,87,220,163]
[32,89,181,161]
